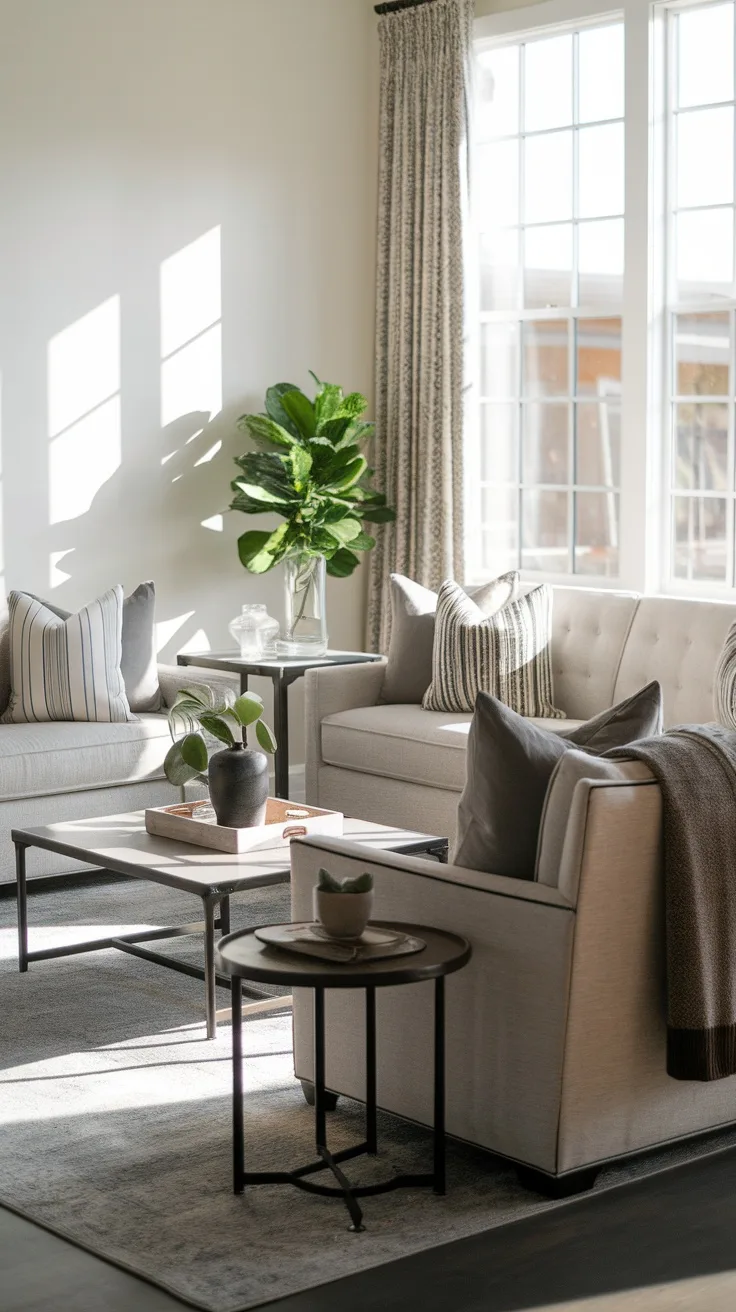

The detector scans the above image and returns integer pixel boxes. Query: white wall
[0,0,379,766]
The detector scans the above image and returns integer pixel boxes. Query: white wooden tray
[144,797,344,854]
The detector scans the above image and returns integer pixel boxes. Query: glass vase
[277,553,328,658]
[229,604,270,660]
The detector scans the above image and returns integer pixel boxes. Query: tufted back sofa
[305,587,736,839]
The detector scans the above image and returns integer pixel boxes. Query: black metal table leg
[366,986,377,1154]
[204,897,217,1039]
[15,842,28,973]
[232,976,244,1195]
[434,976,446,1195]
[272,672,290,799]
[219,895,231,937]
[314,986,327,1149]
[239,672,249,696]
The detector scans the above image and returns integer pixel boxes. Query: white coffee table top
[12,813,446,897]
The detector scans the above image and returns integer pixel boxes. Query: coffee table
[12,815,448,1038]
[176,650,383,799]
[217,922,472,1232]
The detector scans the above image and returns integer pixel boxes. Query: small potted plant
[314,868,374,941]
[164,683,277,829]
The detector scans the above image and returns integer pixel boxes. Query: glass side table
[176,650,383,799]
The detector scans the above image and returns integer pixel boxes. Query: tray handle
[283,825,308,840]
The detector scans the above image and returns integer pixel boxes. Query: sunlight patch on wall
[48,296,121,525]
[201,515,224,532]
[49,551,72,588]
[155,611,195,654]
[160,227,222,429]
[176,628,209,656]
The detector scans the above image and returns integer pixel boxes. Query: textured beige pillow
[381,571,519,704]
[714,619,736,728]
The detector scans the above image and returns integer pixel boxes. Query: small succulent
[317,868,374,895]
[164,682,277,786]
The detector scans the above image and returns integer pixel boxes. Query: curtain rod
[374,0,437,15]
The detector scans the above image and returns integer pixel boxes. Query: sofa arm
[290,834,576,1173]
[157,664,240,710]
[305,659,387,802]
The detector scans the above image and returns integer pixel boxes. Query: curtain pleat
[367,0,473,653]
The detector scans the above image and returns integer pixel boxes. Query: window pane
[676,209,734,299]
[576,402,621,486]
[673,496,728,581]
[575,492,620,576]
[676,107,734,210]
[524,131,573,224]
[674,403,729,490]
[578,123,625,219]
[476,44,520,140]
[522,402,570,483]
[523,321,569,396]
[675,312,730,396]
[576,318,622,397]
[481,486,519,574]
[578,219,624,308]
[524,224,573,309]
[481,404,518,483]
[522,489,569,571]
[477,140,519,227]
[578,24,624,124]
[480,230,520,311]
[678,4,734,110]
[524,35,572,132]
[481,323,518,397]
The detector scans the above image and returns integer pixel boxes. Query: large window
[666,3,736,586]
[472,21,625,582]
[469,0,736,598]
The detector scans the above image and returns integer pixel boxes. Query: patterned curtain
[367,0,474,654]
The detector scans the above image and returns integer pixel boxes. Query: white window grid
[663,0,736,590]
[474,19,624,580]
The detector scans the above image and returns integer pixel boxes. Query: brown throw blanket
[610,725,736,1081]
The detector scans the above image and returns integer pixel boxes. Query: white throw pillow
[2,586,134,723]
[423,579,563,717]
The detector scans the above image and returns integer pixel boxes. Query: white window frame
[470,0,666,595]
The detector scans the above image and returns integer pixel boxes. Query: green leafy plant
[163,683,277,787]
[231,373,395,579]
[316,868,374,895]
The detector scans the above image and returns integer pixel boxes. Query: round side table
[216,922,472,1232]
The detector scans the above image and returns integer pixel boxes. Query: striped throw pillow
[2,587,134,723]
[422,579,564,717]
[714,620,736,728]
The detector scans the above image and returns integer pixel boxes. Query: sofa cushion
[382,572,519,705]
[0,715,173,800]
[452,685,664,881]
[320,704,583,792]
[424,580,563,717]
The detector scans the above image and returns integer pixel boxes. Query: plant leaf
[327,455,368,492]
[265,383,302,437]
[238,531,277,574]
[350,421,375,445]
[326,548,360,578]
[180,733,209,773]
[163,741,200,787]
[336,392,368,421]
[255,718,277,754]
[232,480,291,507]
[199,713,235,747]
[324,517,362,546]
[314,383,343,431]
[361,504,396,523]
[348,529,376,552]
[281,389,317,439]
[233,693,265,727]
[238,413,296,450]
[289,444,313,491]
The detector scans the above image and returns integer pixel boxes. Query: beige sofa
[0,664,238,891]
[293,587,736,1193]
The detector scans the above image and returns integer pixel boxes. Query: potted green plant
[314,868,374,941]
[164,683,277,829]
[232,374,395,657]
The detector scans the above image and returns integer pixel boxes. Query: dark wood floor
[3,1142,736,1311]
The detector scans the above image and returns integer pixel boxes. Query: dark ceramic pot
[208,743,269,828]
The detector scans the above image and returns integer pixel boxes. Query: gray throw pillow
[382,571,520,704]
[20,581,162,714]
[452,681,663,880]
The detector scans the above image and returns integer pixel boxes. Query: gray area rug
[2,877,736,1312]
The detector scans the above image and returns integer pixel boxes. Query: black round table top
[215,922,472,989]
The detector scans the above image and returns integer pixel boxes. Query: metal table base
[230,976,446,1231]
